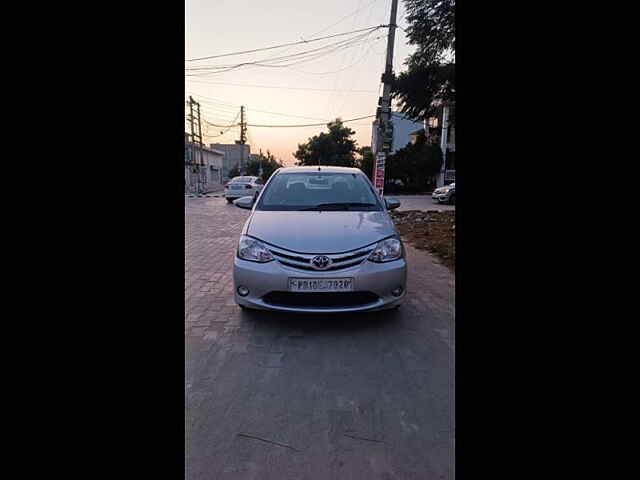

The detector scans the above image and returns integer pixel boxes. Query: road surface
[394,195,455,212]
[185,196,455,479]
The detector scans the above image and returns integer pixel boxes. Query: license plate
[288,278,353,292]
[230,185,243,189]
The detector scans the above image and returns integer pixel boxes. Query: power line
[203,107,241,140]
[185,31,380,76]
[246,114,375,128]
[185,93,240,108]
[248,107,328,122]
[308,0,381,38]
[186,32,372,70]
[185,25,384,62]
[185,80,377,94]
[187,93,329,122]
[196,104,240,117]
[330,0,382,117]
[292,36,384,75]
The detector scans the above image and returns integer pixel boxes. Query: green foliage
[392,0,455,122]
[393,63,455,121]
[245,150,284,182]
[404,0,455,65]
[294,119,358,167]
[386,134,443,192]
[356,146,374,181]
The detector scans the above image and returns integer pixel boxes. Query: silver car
[432,182,455,204]
[232,166,407,313]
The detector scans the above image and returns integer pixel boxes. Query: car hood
[245,210,396,253]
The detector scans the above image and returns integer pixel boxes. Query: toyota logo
[311,255,332,270]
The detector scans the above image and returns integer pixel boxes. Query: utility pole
[372,0,399,198]
[189,96,206,194]
[239,106,246,174]
[187,96,206,194]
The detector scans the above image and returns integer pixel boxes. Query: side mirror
[385,197,401,210]
[234,196,254,210]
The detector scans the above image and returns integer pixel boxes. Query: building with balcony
[426,101,455,186]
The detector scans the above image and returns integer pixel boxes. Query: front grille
[262,291,380,309]
[267,244,374,272]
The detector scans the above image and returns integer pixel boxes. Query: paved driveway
[393,195,455,212]
[185,196,455,479]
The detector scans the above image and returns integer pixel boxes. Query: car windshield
[230,176,253,183]
[256,172,382,211]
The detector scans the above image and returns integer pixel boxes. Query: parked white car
[224,176,264,203]
[432,182,455,204]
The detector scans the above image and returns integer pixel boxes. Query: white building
[185,134,224,194]
[426,101,455,186]
[210,143,251,181]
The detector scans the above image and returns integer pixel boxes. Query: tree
[356,146,374,181]
[386,133,443,192]
[293,119,358,167]
[391,0,455,121]
[393,63,454,121]
[245,150,284,182]
[403,0,455,65]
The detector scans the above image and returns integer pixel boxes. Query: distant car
[224,176,263,203]
[232,166,406,313]
[432,182,455,204]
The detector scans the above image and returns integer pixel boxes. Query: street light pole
[439,103,450,187]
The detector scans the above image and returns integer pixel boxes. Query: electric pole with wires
[239,105,247,174]
[186,96,206,195]
[372,0,399,198]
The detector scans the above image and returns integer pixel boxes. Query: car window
[256,172,382,211]
[230,176,252,183]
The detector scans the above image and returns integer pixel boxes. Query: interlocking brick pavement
[185,196,455,480]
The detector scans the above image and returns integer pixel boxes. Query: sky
[185,0,415,166]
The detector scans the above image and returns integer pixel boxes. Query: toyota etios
[233,166,407,313]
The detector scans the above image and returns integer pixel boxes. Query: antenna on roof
[318,166,321,171]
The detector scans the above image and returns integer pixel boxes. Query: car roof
[276,166,362,174]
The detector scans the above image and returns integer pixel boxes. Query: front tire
[449,194,455,205]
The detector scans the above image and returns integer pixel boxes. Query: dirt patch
[390,209,455,269]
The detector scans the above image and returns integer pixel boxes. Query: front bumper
[233,255,407,313]
[432,192,450,202]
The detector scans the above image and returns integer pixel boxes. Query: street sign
[374,152,386,196]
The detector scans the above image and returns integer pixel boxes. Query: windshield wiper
[300,202,377,211]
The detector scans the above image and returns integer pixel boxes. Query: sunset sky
[185,0,415,165]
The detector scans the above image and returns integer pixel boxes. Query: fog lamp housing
[391,286,403,297]
[237,286,250,297]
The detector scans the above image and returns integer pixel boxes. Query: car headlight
[237,235,274,263]
[368,237,403,263]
